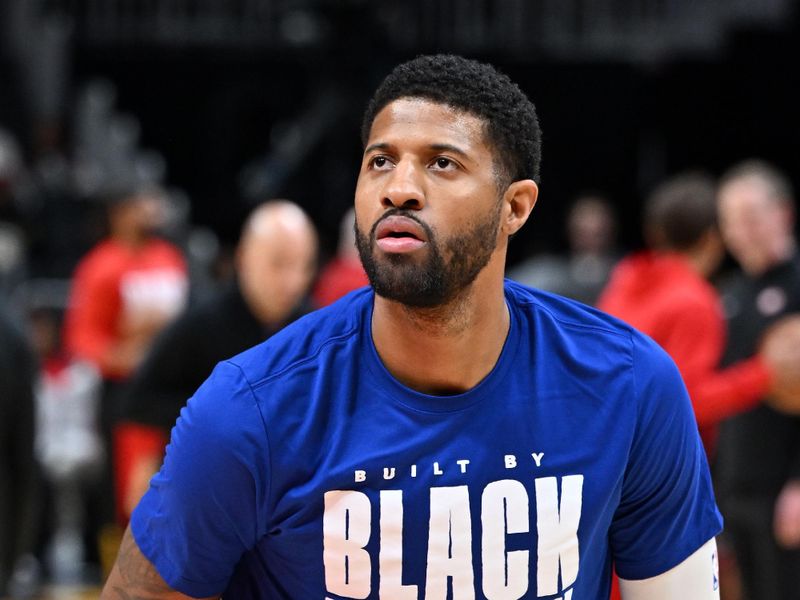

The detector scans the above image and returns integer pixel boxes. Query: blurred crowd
[0,75,370,595]
[518,165,800,600]
[2,68,800,600]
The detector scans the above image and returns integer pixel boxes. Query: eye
[431,157,457,171]
[368,155,392,170]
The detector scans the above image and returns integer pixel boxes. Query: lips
[375,215,428,253]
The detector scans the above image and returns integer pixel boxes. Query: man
[64,185,188,566]
[713,159,800,598]
[103,55,721,598]
[598,173,777,456]
[64,187,188,383]
[114,200,318,520]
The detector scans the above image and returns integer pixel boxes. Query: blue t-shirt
[132,281,722,599]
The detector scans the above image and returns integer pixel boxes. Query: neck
[673,229,723,280]
[371,266,509,395]
[113,229,148,249]
[681,248,715,279]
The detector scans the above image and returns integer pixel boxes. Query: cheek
[739,217,773,246]
[722,216,752,244]
[270,261,315,295]
[354,174,376,207]
[286,263,315,294]
[763,213,788,238]
[352,213,373,246]
[242,255,276,293]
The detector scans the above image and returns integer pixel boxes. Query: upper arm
[618,537,720,599]
[127,361,271,596]
[102,525,218,600]
[65,263,119,362]
[610,335,723,578]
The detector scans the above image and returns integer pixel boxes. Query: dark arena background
[3,0,799,263]
[2,1,800,598]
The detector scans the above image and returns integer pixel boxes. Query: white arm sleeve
[619,538,720,600]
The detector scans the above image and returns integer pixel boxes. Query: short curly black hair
[361,54,541,186]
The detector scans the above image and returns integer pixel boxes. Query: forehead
[366,98,491,153]
[245,222,314,257]
[112,195,153,214]
[719,176,777,214]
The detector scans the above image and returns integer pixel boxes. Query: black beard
[355,205,501,308]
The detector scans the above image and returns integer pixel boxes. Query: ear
[501,179,539,236]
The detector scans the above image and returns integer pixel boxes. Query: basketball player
[102,55,722,598]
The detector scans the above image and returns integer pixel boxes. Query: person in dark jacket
[714,159,800,599]
[114,200,318,520]
[599,173,779,458]
[0,308,41,596]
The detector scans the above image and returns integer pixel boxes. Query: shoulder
[144,288,251,357]
[142,299,208,350]
[225,287,372,386]
[174,287,231,325]
[143,239,186,269]
[148,238,184,256]
[72,241,126,281]
[505,278,636,342]
[505,279,680,387]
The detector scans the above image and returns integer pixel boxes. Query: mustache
[368,208,435,241]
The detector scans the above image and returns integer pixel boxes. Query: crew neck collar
[362,286,521,413]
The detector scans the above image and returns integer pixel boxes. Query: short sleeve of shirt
[609,333,723,580]
[130,360,271,597]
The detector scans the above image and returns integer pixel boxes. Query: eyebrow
[429,143,469,158]
[363,142,470,158]
[363,142,392,155]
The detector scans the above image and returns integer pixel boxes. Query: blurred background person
[597,171,800,600]
[714,159,800,599]
[28,303,102,585]
[0,307,41,598]
[62,185,188,574]
[114,200,317,522]
[509,193,618,305]
[311,207,368,307]
[63,187,188,382]
[599,172,780,457]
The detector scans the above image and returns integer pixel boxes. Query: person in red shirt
[63,186,188,573]
[598,172,793,600]
[598,173,776,456]
[64,188,188,381]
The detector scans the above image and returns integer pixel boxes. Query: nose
[381,159,424,211]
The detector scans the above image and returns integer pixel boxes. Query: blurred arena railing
[48,0,795,61]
